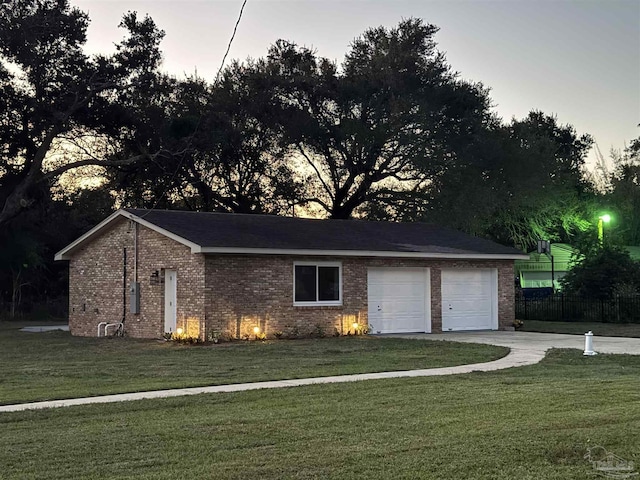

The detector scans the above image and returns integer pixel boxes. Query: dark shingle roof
[124,209,525,257]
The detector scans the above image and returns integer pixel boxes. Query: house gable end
[55,210,202,261]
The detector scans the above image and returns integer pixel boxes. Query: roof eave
[127,211,202,253]
[55,209,527,261]
[198,247,529,260]
[55,210,125,261]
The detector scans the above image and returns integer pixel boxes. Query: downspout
[122,247,127,325]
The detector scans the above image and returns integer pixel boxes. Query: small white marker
[583,331,597,356]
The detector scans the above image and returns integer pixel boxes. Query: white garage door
[367,268,430,334]
[441,269,497,331]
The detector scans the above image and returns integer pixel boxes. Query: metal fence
[516,293,640,323]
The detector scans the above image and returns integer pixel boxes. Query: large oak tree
[259,19,492,219]
[0,0,167,227]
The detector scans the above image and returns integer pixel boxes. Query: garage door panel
[445,283,493,297]
[369,283,425,298]
[442,269,497,331]
[449,314,492,330]
[369,270,423,283]
[444,299,491,315]
[367,299,426,317]
[368,268,430,334]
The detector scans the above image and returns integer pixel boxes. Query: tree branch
[296,143,334,202]
[40,153,152,181]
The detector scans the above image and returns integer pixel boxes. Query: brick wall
[68,218,205,339]
[66,218,515,339]
[204,255,515,338]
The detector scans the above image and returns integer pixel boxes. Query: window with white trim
[294,262,342,305]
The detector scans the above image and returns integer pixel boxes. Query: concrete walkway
[2,331,639,413]
[397,331,640,355]
[20,325,69,333]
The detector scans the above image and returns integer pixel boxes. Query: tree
[0,228,44,318]
[560,246,640,299]
[0,182,119,319]
[108,67,301,214]
[259,19,492,219]
[420,111,595,249]
[0,0,166,227]
[606,137,640,245]
[187,64,301,214]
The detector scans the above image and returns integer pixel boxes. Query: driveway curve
[395,331,640,355]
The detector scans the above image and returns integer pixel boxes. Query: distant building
[515,243,574,290]
[516,243,640,291]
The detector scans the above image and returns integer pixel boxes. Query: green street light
[598,214,611,246]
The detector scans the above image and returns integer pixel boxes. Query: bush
[561,247,640,299]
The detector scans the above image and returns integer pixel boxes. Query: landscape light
[253,326,260,334]
[176,327,183,335]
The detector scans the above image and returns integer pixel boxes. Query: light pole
[598,214,611,246]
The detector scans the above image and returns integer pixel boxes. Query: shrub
[285,325,301,339]
[561,247,640,299]
[311,324,325,338]
[207,330,222,344]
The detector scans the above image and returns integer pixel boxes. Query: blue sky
[74,0,639,166]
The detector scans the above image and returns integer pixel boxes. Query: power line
[140,0,249,217]
[215,0,248,84]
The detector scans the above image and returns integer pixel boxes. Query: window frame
[293,261,343,306]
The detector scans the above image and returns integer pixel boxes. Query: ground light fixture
[176,327,183,336]
[253,326,260,335]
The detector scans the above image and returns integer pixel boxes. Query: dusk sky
[73,0,639,167]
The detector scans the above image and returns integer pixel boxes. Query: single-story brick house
[55,209,528,339]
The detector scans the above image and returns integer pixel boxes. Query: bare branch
[41,153,152,181]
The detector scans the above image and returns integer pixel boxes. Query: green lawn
[0,324,507,405]
[1,349,639,479]
[521,319,640,337]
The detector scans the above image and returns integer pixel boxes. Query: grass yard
[521,319,640,337]
[0,323,507,405]
[1,349,639,479]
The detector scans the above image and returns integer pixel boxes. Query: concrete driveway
[392,331,640,356]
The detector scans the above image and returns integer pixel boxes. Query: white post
[97,322,107,337]
[583,331,597,356]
